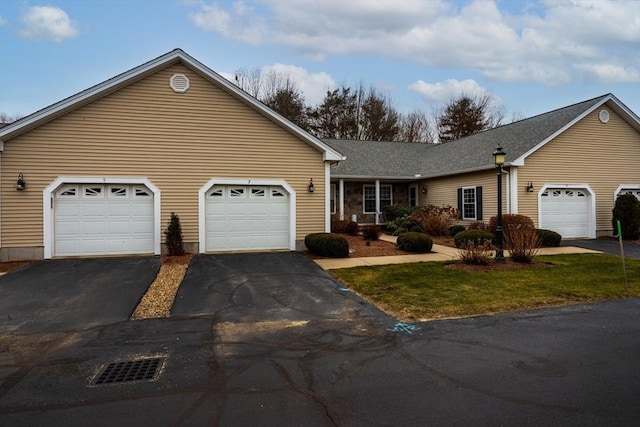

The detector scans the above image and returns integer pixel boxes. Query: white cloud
[20,6,78,42]
[408,79,492,104]
[0,16,7,26]
[189,1,267,44]
[187,0,640,85]
[574,63,640,84]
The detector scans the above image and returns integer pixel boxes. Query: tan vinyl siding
[517,106,640,233]
[422,169,506,221]
[1,63,326,249]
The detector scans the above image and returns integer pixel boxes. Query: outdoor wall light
[421,186,427,194]
[16,173,26,191]
[526,182,534,193]
[308,178,314,193]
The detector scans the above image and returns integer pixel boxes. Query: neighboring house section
[0,49,342,261]
[325,94,640,239]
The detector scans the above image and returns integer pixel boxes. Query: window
[110,187,127,197]
[229,188,245,198]
[330,184,336,214]
[271,188,286,198]
[457,186,483,221]
[250,187,266,198]
[209,187,223,197]
[84,186,103,198]
[134,187,151,197]
[409,186,418,207]
[57,186,77,197]
[364,184,392,214]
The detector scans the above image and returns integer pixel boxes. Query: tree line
[234,67,507,143]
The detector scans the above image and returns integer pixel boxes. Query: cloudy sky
[1,0,639,121]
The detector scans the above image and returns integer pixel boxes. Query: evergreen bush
[305,233,349,258]
[164,212,185,256]
[454,230,495,248]
[536,229,562,247]
[397,232,433,253]
[612,193,640,240]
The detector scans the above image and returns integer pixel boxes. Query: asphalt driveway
[172,252,387,322]
[1,253,639,426]
[0,257,160,334]
[563,238,640,258]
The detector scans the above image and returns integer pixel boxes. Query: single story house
[0,49,343,261]
[324,93,640,239]
[1,48,638,262]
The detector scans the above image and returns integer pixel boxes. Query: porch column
[339,179,345,221]
[375,179,381,225]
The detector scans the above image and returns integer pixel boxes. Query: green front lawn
[331,254,640,320]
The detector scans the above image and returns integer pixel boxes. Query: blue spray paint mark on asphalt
[337,286,350,292]
[388,322,421,334]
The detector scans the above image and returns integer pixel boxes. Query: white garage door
[540,188,590,238]
[55,184,154,256]
[205,185,289,251]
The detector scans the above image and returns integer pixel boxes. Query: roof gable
[0,49,343,161]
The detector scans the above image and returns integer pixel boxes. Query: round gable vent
[170,73,190,93]
[598,109,609,124]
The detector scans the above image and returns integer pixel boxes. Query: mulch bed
[445,261,553,272]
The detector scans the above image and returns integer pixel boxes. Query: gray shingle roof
[325,94,619,180]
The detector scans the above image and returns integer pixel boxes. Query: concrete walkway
[313,234,603,270]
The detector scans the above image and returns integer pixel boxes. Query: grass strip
[331,254,640,321]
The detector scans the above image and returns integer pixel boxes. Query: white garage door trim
[538,183,596,239]
[614,184,640,201]
[43,177,161,259]
[198,178,296,253]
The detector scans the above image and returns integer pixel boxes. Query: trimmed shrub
[305,233,349,258]
[449,225,466,236]
[537,229,562,247]
[612,193,640,240]
[164,212,185,256]
[488,214,535,233]
[383,205,415,222]
[397,232,433,253]
[361,224,381,241]
[467,221,489,230]
[505,227,540,263]
[458,241,494,265]
[454,230,495,248]
[410,205,459,236]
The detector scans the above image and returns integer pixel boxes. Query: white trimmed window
[457,186,483,221]
[364,184,392,214]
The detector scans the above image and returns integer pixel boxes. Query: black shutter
[476,186,483,220]
[457,188,463,219]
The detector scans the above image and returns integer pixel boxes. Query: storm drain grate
[93,357,164,385]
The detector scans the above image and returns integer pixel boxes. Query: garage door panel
[540,188,590,238]
[206,185,290,252]
[55,184,154,257]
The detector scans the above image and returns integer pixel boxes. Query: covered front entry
[539,187,593,238]
[204,184,291,252]
[54,184,155,256]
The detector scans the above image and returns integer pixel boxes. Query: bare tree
[436,94,504,143]
[400,110,433,143]
[233,67,263,98]
[0,112,23,124]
